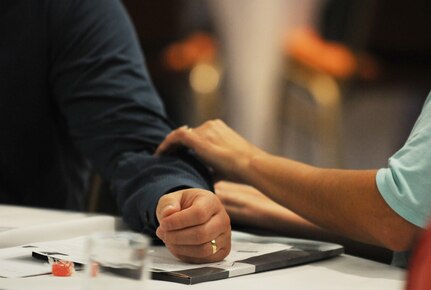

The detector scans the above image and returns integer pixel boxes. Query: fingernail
[163,204,175,211]
[161,205,175,217]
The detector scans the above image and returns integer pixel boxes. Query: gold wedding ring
[210,239,218,254]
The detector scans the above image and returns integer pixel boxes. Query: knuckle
[214,119,223,125]
[209,120,218,127]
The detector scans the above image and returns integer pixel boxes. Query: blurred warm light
[285,28,357,79]
[189,63,220,94]
[163,32,217,71]
[309,74,340,107]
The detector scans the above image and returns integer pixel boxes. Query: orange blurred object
[163,32,217,71]
[51,260,75,277]
[284,28,381,80]
[285,28,356,79]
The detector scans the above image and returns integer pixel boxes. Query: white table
[0,205,406,290]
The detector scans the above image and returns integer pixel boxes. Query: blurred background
[112,0,430,263]
[122,0,430,170]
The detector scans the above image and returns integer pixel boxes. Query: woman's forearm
[244,152,421,250]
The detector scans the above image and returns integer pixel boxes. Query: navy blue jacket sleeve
[47,0,213,235]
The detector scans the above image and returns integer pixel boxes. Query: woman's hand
[214,181,324,237]
[155,119,265,183]
[214,181,291,230]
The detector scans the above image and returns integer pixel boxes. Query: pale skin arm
[155,119,423,251]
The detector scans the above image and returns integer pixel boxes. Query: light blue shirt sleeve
[376,92,431,228]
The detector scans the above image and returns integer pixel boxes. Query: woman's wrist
[238,148,269,185]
